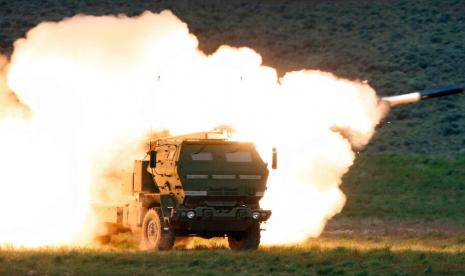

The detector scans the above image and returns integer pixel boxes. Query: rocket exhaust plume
[0,11,386,247]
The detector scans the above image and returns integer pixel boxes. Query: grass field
[2,238,465,275]
[340,154,465,225]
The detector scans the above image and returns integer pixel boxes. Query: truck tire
[228,223,260,250]
[142,208,175,250]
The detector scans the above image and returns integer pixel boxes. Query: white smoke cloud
[0,10,385,246]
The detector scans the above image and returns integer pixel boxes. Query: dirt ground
[324,218,465,238]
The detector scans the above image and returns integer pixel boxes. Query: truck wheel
[228,223,260,250]
[142,208,175,250]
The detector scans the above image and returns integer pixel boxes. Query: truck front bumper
[172,206,271,233]
[173,206,271,222]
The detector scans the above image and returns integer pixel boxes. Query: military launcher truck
[102,130,273,250]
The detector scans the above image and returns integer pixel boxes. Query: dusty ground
[324,219,465,238]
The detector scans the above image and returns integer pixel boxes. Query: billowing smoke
[0,55,28,118]
[0,11,386,247]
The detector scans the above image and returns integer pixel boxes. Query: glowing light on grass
[0,11,386,246]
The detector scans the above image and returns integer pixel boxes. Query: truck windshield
[225,151,252,162]
[191,152,213,161]
[184,143,256,163]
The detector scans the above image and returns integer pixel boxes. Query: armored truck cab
[106,133,272,250]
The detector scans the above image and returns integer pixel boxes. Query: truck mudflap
[172,206,271,222]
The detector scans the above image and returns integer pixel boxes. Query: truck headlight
[252,211,261,220]
[187,210,196,219]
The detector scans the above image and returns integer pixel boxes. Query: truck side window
[225,151,252,162]
[191,152,213,161]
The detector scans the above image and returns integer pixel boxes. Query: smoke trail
[0,10,386,246]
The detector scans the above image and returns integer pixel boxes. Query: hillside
[1,0,464,155]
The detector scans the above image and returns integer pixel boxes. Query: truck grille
[186,174,261,180]
[208,188,239,196]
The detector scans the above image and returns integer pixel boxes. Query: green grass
[2,245,465,275]
[339,153,465,225]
